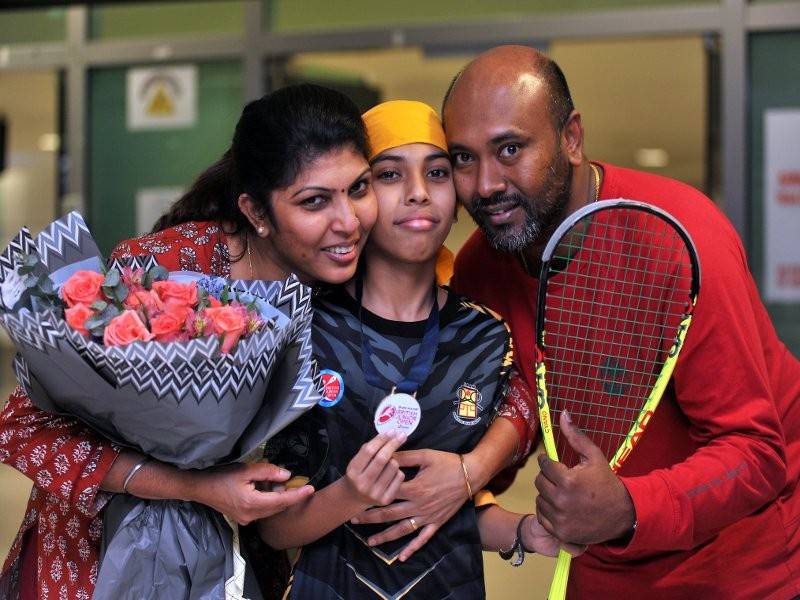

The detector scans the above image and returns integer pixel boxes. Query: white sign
[135,187,183,235]
[764,109,800,302]
[127,65,197,130]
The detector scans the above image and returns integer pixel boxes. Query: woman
[0,83,377,600]
[258,100,580,599]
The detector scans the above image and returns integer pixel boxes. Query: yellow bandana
[362,100,448,161]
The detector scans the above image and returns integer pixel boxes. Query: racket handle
[548,549,572,600]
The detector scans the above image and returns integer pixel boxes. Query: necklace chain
[589,162,601,203]
[518,162,600,276]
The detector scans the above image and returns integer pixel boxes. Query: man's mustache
[472,192,529,210]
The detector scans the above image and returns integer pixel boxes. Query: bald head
[443,45,574,132]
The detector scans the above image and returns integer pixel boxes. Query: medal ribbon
[356,275,440,395]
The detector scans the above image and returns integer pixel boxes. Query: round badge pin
[374,391,421,436]
[319,369,344,407]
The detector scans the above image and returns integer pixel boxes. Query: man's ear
[561,110,585,167]
[237,193,268,237]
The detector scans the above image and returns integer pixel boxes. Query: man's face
[444,75,573,253]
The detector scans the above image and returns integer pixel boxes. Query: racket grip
[548,549,572,600]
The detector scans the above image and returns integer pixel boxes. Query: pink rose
[150,306,191,343]
[152,281,198,310]
[61,271,105,308]
[103,310,155,347]
[205,306,247,353]
[123,288,164,315]
[64,304,94,336]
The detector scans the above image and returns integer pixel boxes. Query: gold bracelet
[459,454,474,500]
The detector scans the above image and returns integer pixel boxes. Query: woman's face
[367,142,456,264]
[265,145,377,285]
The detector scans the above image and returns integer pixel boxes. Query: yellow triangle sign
[147,86,174,116]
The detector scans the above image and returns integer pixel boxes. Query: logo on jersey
[319,369,344,407]
[453,382,482,426]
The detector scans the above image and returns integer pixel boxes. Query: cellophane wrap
[0,212,322,599]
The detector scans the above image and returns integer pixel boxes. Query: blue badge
[319,369,344,407]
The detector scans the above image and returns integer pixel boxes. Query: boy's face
[366,142,456,265]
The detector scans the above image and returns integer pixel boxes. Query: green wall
[90,1,245,39]
[89,61,242,254]
[265,0,711,31]
[749,32,800,355]
[0,8,65,44]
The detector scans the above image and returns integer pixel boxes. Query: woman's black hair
[152,83,369,236]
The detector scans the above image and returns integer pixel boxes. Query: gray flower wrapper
[0,213,322,599]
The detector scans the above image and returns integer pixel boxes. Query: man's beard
[466,153,573,253]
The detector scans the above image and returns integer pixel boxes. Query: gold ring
[409,518,418,531]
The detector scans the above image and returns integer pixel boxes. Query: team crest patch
[319,369,344,407]
[453,382,482,426]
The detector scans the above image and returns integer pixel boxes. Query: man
[445,45,800,599]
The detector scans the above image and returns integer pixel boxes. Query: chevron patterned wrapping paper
[0,212,323,469]
[0,212,326,600]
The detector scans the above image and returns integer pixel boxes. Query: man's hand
[351,449,468,561]
[534,411,636,545]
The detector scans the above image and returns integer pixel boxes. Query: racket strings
[543,208,693,467]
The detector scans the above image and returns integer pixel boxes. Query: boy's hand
[345,431,407,507]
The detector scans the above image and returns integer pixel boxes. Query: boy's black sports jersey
[266,286,513,600]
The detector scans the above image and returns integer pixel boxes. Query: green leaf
[22,253,39,268]
[103,270,120,288]
[102,285,115,300]
[90,300,108,312]
[38,276,55,295]
[85,314,105,331]
[220,284,230,305]
[151,265,168,282]
[24,274,39,289]
[113,283,129,304]
[17,265,35,276]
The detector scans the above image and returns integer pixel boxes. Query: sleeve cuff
[602,472,677,558]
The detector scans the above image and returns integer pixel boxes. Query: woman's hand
[188,461,314,525]
[522,515,587,558]
[344,432,407,507]
[351,449,468,561]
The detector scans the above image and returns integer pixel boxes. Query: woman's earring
[257,226,265,236]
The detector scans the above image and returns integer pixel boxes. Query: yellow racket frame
[533,199,700,600]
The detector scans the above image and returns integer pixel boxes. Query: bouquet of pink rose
[61,265,267,353]
[0,211,321,467]
[0,212,321,599]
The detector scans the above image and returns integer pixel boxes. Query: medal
[356,275,439,438]
[373,388,422,436]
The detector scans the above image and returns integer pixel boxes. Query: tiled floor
[0,345,553,595]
